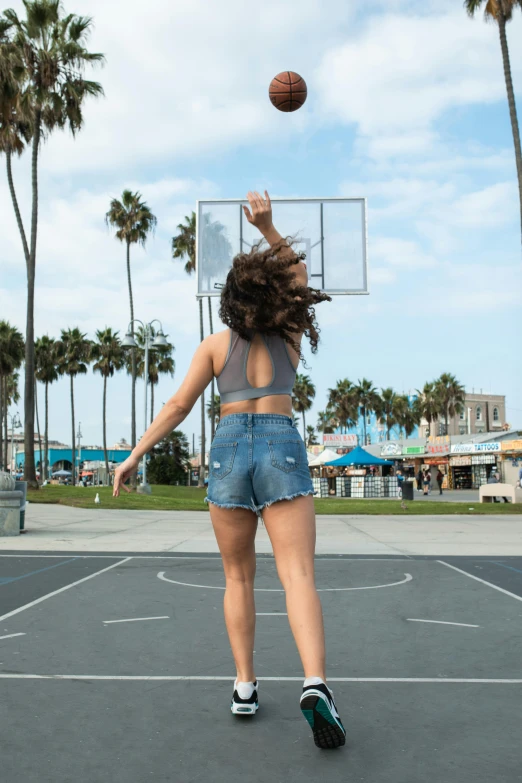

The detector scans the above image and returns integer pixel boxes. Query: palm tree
[306,425,318,447]
[401,402,420,440]
[377,387,399,440]
[206,393,221,431]
[465,0,522,239]
[91,329,124,482]
[415,382,441,438]
[316,410,336,435]
[434,373,466,436]
[353,378,380,446]
[172,212,208,487]
[292,374,316,441]
[0,2,104,487]
[56,328,91,486]
[0,321,25,470]
[327,379,358,434]
[106,191,157,462]
[34,336,58,481]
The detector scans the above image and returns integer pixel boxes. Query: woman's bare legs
[209,505,259,683]
[261,495,326,682]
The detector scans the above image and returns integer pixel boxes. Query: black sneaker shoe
[300,680,346,749]
[231,680,259,715]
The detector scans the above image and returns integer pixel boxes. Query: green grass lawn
[27,484,522,515]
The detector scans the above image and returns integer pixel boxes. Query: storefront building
[448,442,501,489]
[374,432,521,490]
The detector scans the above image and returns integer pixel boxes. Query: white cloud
[449,182,518,228]
[316,10,522,152]
[371,237,438,269]
[0,0,354,174]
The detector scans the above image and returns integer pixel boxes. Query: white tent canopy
[307,449,340,467]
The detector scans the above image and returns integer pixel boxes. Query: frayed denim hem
[204,489,315,519]
[255,489,315,514]
[205,496,259,514]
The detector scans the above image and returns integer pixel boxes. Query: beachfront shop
[448,442,501,489]
[499,440,522,485]
[379,443,425,476]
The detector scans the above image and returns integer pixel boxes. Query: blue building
[16,447,132,474]
[340,395,420,446]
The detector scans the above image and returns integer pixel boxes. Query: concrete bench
[479,483,516,503]
[0,490,23,535]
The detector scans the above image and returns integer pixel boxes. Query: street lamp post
[76,422,83,485]
[122,319,169,495]
[8,412,22,475]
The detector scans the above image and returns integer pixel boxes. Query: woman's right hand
[243,190,273,235]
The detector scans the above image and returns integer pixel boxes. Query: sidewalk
[1,503,520,555]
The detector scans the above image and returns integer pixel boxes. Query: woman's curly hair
[218,240,331,366]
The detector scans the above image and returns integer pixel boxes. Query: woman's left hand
[113,455,140,497]
[243,190,273,234]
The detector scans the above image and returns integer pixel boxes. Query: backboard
[196,198,368,296]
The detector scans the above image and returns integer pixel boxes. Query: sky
[1,0,522,453]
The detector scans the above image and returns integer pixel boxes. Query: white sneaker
[231,679,259,715]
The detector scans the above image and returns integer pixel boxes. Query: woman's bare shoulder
[205,328,232,376]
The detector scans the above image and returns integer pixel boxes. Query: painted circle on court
[157,572,412,592]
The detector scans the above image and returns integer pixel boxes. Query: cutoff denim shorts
[204,413,315,516]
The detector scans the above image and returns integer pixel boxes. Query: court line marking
[0,555,414,561]
[0,557,80,585]
[487,560,522,575]
[103,616,169,624]
[0,674,520,683]
[256,613,288,616]
[157,572,412,592]
[0,633,26,640]
[437,560,522,603]
[0,558,133,623]
[406,619,480,628]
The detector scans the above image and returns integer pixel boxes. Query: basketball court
[1,551,521,782]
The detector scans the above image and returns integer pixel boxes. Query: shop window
[476,406,482,421]
[493,407,499,422]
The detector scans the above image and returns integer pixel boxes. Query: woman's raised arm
[113,337,215,496]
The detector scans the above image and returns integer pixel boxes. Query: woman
[113,191,346,750]
[423,469,431,496]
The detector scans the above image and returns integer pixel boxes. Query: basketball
[269,71,307,113]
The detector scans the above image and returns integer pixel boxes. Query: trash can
[401,480,414,501]
[15,480,27,531]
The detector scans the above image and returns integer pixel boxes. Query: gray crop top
[216,330,298,404]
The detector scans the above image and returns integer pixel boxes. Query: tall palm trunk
[44,381,49,481]
[103,374,109,483]
[362,405,367,446]
[302,410,306,442]
[498,9,522,240]
[126,238,137,489]
[24,113,42,489]
[6,149,31,263]
[208,298,216,441]
[0,373,3,471]
[0,375,6,468]
[35,377,42,481]
[70,374,76,487]
[198,298,206,487]
[150,382,154,425]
